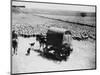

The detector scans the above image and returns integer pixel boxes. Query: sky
[12,1,95,12]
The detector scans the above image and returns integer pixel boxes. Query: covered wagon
[42,27,73,61]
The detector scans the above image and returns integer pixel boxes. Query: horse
[36,33,47,51]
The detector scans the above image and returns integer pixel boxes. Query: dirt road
[12,36,95,73]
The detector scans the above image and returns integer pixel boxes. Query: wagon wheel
[51,47,62,60]
[54,52,62,60]
[61,44,73,56]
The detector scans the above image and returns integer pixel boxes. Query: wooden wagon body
[47,30,63,47]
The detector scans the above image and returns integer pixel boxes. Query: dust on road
[12,37,95,73]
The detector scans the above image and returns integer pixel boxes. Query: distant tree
[80,12,87,17]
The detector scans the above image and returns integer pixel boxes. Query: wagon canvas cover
[47,30,63,46]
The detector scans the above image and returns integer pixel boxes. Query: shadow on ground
[34,50,71,62]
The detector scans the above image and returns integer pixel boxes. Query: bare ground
[12,37,95,73]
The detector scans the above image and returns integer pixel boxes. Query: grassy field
[12,7,96,39]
